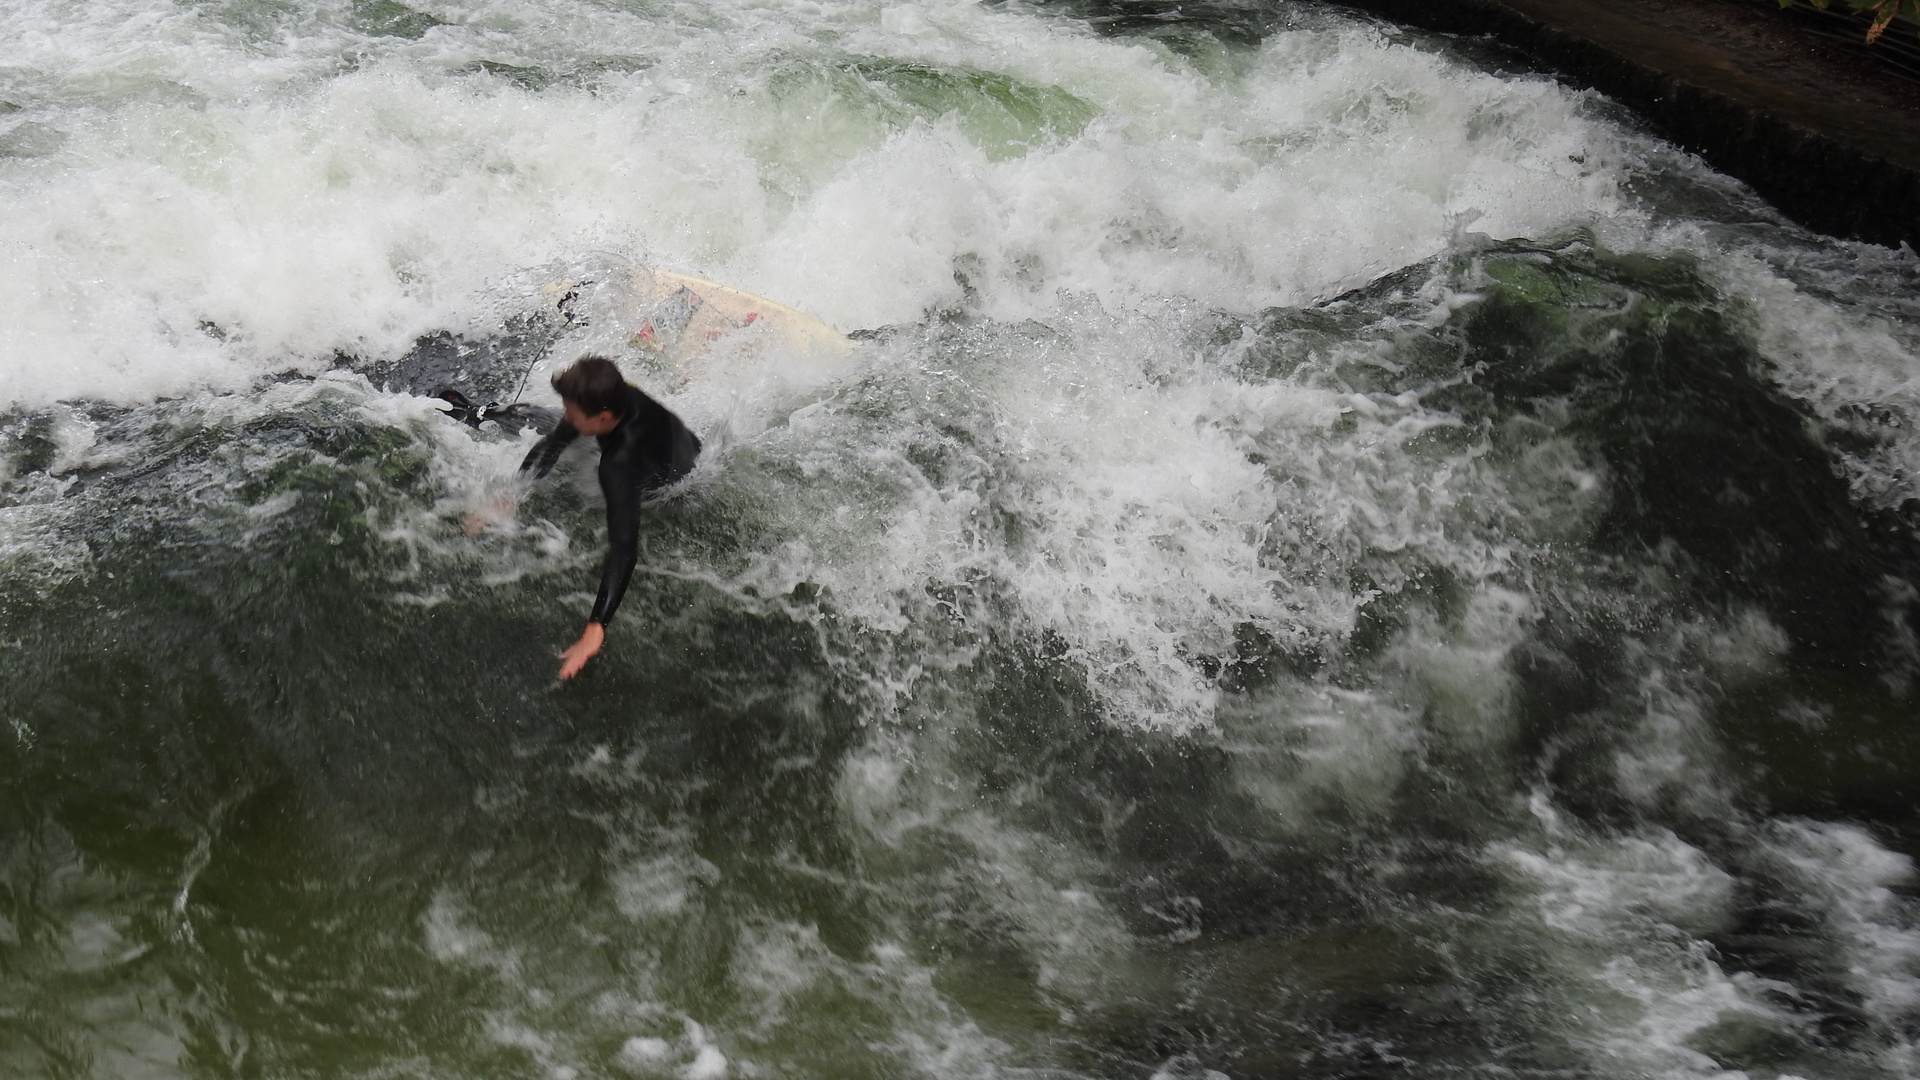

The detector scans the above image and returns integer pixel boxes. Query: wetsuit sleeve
[589,477,640,626]
[516,422,580,480]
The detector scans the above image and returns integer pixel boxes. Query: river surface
[8,1,1920,1077]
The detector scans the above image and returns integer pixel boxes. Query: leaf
[1866,2,1897,41]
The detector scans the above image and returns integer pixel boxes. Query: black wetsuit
[517,384,701,626]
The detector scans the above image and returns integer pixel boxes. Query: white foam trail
[1771,821,1920,1070]
[1704,241,1920,517]
[1492,797,1804,1079]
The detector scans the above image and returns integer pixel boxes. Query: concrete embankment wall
[1334,0,1920,249]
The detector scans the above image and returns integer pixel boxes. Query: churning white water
[7,0,1920,1077]
[0,0,1623,405]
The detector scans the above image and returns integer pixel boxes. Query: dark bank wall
[1332,0,1920,249]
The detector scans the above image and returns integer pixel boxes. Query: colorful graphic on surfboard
[546,268,853,368]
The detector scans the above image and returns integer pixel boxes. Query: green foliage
[1777,0,1920,44]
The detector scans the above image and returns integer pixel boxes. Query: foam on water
[1772,822,1920,1069]
[0,0,1628,409]
[1493,805,1769,1079]
[1704,242,1920,519]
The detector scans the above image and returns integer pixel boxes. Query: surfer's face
[563,399,622,436]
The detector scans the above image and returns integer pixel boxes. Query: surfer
[466,355,702,679]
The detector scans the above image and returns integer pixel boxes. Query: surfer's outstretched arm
[559,474,641,680]
[591,476,642,628]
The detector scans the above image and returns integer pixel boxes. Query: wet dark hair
[551,355,628,417]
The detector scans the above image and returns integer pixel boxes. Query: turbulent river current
[9,0,1920,1077]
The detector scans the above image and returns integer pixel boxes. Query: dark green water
[9,230,1920,1078]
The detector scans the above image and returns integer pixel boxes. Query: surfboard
[542,268,854,368]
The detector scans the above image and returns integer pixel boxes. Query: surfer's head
[553,355,627,434]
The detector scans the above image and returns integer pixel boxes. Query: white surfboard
[544,268,854,368]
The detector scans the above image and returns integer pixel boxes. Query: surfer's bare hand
[463,495,515,536]
[558,622,605,680]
